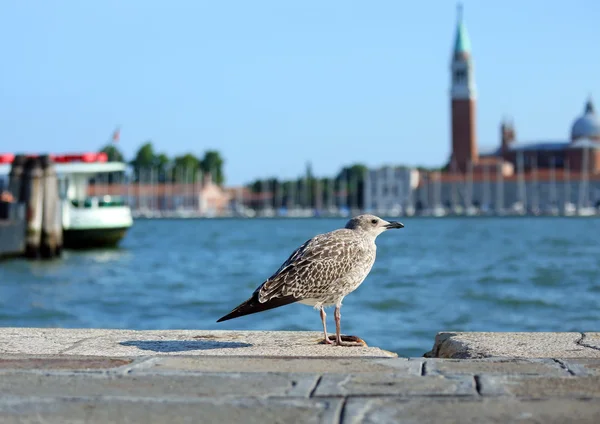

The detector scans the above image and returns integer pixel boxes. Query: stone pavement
[1,329,600,423]
[0,328,396,357]
[426,331,600,359]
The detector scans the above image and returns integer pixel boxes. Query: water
[1,217,600,357]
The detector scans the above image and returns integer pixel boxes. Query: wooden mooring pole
[8,154,26,203]
[40,155,63,258]
[16,155,63,260]
[21,157,44,258]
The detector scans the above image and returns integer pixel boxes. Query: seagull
[216,214,404,346]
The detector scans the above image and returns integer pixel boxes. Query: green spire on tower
[453,3,471,56]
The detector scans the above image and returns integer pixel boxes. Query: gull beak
[385,221,404,229]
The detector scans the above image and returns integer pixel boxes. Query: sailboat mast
[549,157,557,206]
[482,163,489,209]
[451,159,458,211]
[495,163,503,214]
[565,159,571,211]
[422,172,429,213]
[532,155,539,212]
[578,145,590,210]
[517,151,526,210]
[363,169,371,213]
[466,159,473,209]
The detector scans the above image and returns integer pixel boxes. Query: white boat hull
[62,201,133,248]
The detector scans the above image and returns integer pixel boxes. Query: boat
[0,152,133,248]
[465,205,478,216]
[432,172,447,217]
[510,201,526,216]
[404,204,416,217]
[432,205,448,217]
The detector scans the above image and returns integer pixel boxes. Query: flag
[112,127,120,143]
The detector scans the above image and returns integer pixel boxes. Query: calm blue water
[1,217,600,357]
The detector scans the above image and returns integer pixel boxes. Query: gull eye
[371,219,378,225]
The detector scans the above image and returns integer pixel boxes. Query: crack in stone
[474,375,482,396]
[577,333,600,352]
[552,358,575,376]
[338,397,349,424]
[308,375,322,398]
[58,336,100,354]
[112,357,159,375]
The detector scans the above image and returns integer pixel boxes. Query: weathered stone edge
[425,332,600,359]
[424,332,483,359]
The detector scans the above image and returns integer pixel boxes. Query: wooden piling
[8,154,26,202]
[40,155,63,258]
[21,157,44,258]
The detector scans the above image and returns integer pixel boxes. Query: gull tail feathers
[216,293,300,322]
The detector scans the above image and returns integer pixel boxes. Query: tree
[305,161,313,180]
[154,153,171,182]
[100,144,124,162]
[132,142,155,167]
[97,144,125,184]
[129,141,156,182]
[245,163,368,209]
[200,150,225,185]
[336,163,368,209]
[130,141,163,182]
[172,153,201,182]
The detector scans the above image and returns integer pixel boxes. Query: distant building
[447,6,600,175]
[363,166,420,213]
[407,5,600,212]
[88,172,232,216]
[449,4,478,173]
[482,99,600,173]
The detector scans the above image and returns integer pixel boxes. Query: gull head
[344,214,404,237]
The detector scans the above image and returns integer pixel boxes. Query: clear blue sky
[1,1,599,185]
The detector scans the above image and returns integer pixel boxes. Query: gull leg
[334,304,367,347]
[320,307,333,344]
[334,305,343,345]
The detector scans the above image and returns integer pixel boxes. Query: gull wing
[216,230,364,322]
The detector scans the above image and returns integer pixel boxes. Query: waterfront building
[363,166,420,215]
[448,5,600,175]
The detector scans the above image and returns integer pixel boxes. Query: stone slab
[1,329,600,423]
[559,358,600,376]
[313,374,476,397]
[0,328,397,358]
[0,356,132,370]
[0,397,343,424]
[479,375,600,398]
[581,333,600,350]
[0,372,319,398]
[342,397,600,424]
[425,358,568,376]
[426,332,600,359]
[148,356,420,374]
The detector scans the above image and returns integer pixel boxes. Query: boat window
[71,198,93,208]
[59,178,69,198]
[99,197,126,207]
[70,196,126,208]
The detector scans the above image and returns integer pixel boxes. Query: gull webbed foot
[323,334,367,347]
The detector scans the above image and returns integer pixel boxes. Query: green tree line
[246,163,369,209]
[100,142,387,209]
[100,141,225,185]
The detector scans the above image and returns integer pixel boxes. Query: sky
[0,1,599,185]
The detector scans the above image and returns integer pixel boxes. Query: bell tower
[450,4,477,172]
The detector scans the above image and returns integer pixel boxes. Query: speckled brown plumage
[258,228,376,306]
[217,214,404,346]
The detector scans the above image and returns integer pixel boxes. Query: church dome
[571,98,600,141]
